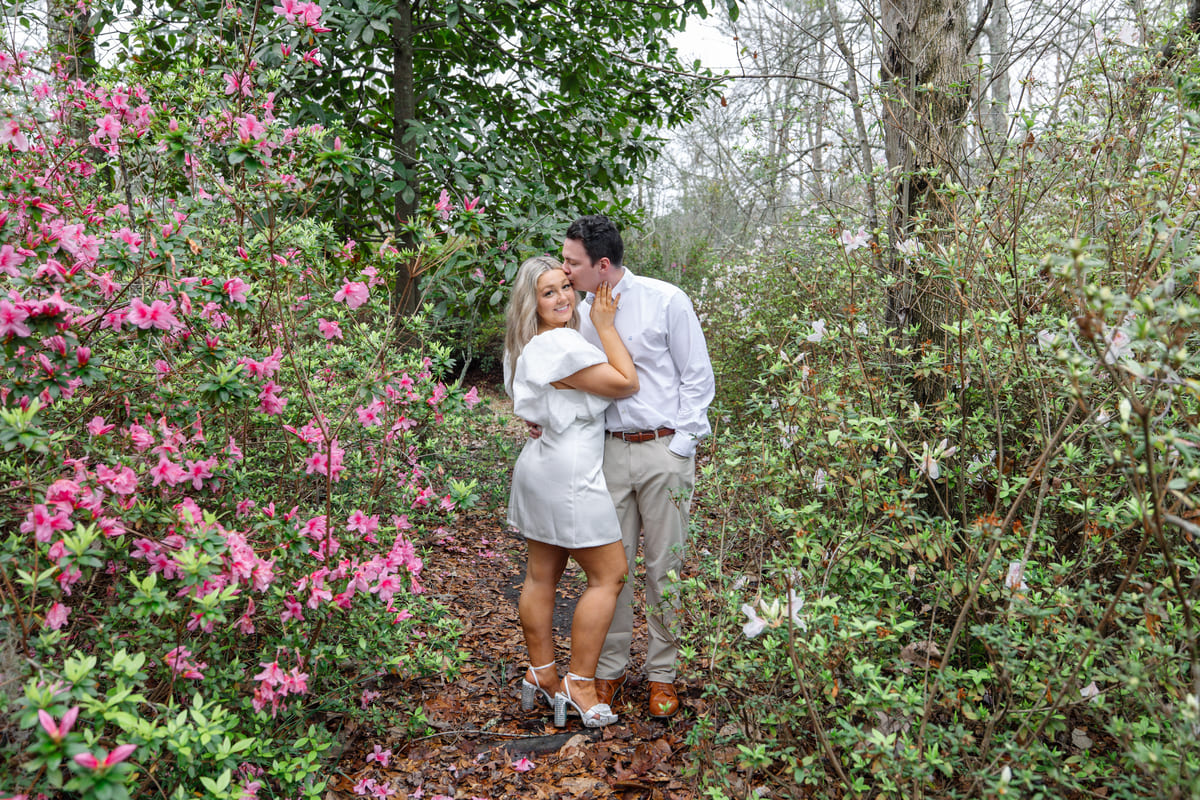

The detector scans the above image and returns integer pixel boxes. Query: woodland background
[2,0,1200,796]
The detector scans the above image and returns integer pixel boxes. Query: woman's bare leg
[563,540,628,708]
[519,539,568,694]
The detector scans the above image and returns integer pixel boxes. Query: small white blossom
[1104,327,1132,364]
[812,468,827,492]
[1080,681,1100,703]
[896,238,920,258]
[839,227,868,253]
[917,438,958,480]
[806,319,827,343]
[1005,561,1028,590]
[741,603,766,638]
[1037,330,1056,351]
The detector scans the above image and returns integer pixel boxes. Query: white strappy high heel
[553,672,618,728]
[520,661,557,711]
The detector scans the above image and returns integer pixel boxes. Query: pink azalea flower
[127,298,181,331]
[356,400,384,427]
[255,660,285,686]
[281,595,304,622]
[128,423,155,451]
[283,667,308,694]
[0,244,27,276]
[317,317,343,340]
[37,705,79,741]
[0,299,31,338]
[21,503,72,543]
[96,463,138,495]
[259,381,287,415]
[223,72,253,97]
[224,277,250,303]
[45,601,70,630]
[365,744,392,766]
[512,756,535,772]
[435,189,452,220]
[0,117,30,151]
[346,510,379,536]
[75,744,137,771]
[333,281,369,309]
[184,459,214,490]
[149,455,186,487]
[463,386,481,408]
[165,646,207,679]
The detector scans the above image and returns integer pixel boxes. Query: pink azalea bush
[0,3,484,797]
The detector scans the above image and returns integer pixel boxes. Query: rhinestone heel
[553,672,617,728]
[520,661,557,711]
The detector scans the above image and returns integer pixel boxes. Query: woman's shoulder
[527,326,588,351]
[517,326,604,381]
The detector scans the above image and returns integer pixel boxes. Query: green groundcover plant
[0,4,492,798]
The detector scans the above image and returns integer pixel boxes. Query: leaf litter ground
[326,388,706,800]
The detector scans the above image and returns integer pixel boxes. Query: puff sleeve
[512,328,611,432]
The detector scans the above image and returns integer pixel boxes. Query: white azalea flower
[786,588,807,631]
[839,227,868,253]
[917,439,957,480]
[1104,327,1132,364]
[806,319,826,343]
[1005,561,1028,590]
[741,603,766,638]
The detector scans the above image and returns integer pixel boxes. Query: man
[560,215,714,719]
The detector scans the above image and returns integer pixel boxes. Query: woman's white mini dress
[507,328,621,549]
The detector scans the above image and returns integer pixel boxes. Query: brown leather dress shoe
[647,681,679,719]
[595,673,626,706]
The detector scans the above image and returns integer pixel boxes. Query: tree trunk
[880,0,970,406]
[986,0,1010,146]
[390,0,420,317]
[46,0,95,82]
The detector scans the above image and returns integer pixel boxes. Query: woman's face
[535,268,576,329]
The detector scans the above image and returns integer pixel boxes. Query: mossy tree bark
[880,0,971,407]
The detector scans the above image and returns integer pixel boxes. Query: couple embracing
[503,215,714,727]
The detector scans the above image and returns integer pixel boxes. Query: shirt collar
[597,267,634,299]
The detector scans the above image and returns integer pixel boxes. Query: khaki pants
[596,436,695,683]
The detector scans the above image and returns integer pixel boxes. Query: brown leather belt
[609,427,675,443]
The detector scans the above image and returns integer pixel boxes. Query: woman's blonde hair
[503,254,579,392]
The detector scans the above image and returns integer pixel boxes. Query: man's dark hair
[566,215,624,268]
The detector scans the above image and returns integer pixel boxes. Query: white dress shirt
[578,268,715,458]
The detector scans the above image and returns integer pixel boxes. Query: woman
[504,254,638,728]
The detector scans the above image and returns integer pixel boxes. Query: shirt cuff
[668,434,697,458]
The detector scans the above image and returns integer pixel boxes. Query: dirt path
[325,389,705,799]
